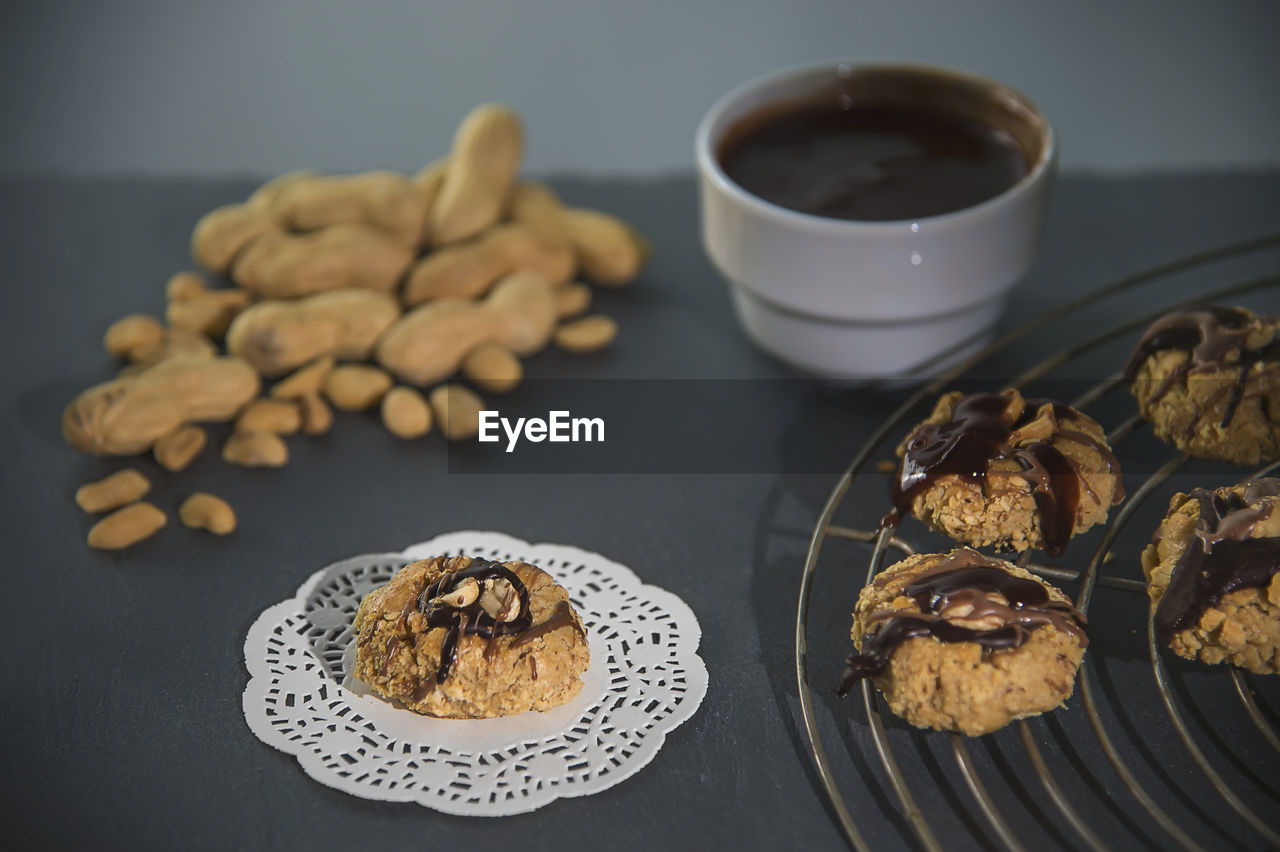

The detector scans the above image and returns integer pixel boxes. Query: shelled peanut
[64,101,643,550]
[556,315,619,353]
[429,384,486,441]
[223,431,288,468]
[104,315,165,359]
[104,315,217,365]
[555,283,592,319]
[76,469,151,513]
[381,386,432,439]
[179,493,236,535]
[298,392,333,435]
[164,272,252,338]
[154,425,207,472]
[324,365,393,411]
[87,502,167,550]
[236,399,302,434]
[462,343,522,393]
[270,356,335,400]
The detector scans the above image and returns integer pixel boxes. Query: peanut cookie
[1141,478,1280,674]
[838,549,1088,736]
[888,389,1124,556]
[353,554,590,718]
[1126,306,1280,465]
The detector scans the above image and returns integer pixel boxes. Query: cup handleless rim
[694,60,1057,232]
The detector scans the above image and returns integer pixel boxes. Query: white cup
[696,62,1057,380]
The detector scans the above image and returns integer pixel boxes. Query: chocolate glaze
[510,600,585,650]
[415,558,533,683]
[837,549,1086,696]
[886,391,1122,557]
[1153,478,1280,642]
[1124,306,1280,429]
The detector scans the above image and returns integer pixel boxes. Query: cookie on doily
[242,530,707,816]
[888,388,1124,557]
[1141,478,1280,674]
[354,554,590,719]
[1125,306,1280,465]
[838,548,1088,736]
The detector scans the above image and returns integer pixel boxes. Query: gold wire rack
[794,233,1280,851]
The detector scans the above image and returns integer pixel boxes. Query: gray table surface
[2,173,1279,851]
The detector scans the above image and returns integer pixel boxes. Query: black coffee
[718,102,1029,222]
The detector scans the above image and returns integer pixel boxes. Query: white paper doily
[242,530,708,816]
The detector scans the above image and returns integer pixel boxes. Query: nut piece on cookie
[1141,477,1280,674]
[838,548,1088,736]
[888,388,1124,556]
[353,554,589,718]
[1125,306,1280,465]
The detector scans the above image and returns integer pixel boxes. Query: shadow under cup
[696,63,1057,381]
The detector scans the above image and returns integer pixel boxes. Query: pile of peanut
[64,104,646,550]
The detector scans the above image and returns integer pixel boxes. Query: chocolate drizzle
[886,391,1122,557]
[394,598,416,633]
[416,558,533,683]
[1124,306,1280,429]
[412,674,439,702]
[837,549,1087,696]
[381,637,404,675]
[1153,478,1280,643]
[510,600,585,650]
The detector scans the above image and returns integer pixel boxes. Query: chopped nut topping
[431,576,480,608]
[479,577,521,622]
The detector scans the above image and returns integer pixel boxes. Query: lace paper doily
[242,530,707,815]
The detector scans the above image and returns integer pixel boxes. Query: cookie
[888,388,1124,556]
[1141,478,1280,674]
[353,554,590,718]
[1125,306,1280,465]
[838,548,1088,736]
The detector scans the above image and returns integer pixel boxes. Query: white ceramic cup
[696,62,1056,380]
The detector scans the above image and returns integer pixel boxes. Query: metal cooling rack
[794,233,1280,851]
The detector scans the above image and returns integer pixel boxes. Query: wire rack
[794,233,1280,851]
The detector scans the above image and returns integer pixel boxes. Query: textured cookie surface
[1126,306,1280,465]
[353,554,589,718]
[841,549,1087,736]
[1141,479,1280,674]
[891,388,1123,556]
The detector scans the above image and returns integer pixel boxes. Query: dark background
[2,1,1278,178]
[1,173,1278,849]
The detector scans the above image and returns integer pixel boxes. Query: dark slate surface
[2,173,1279,851]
